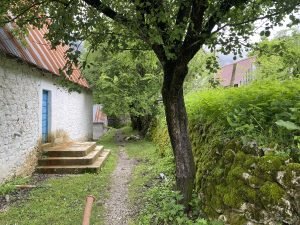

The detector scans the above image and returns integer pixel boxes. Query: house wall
[93,123,107,140]
[217,57,256,87]
[0,55,92,183]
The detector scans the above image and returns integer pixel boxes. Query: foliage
[252,31,300,80]
[1,0,298,62]
[0,176,29,196]
[184,50,220,93]
[83,45,162,117]
[187,80,300,152]
[148,108,172,157]
[126,139,221,225]
[151,80,300,223]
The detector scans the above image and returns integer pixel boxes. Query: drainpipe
[230,63,237,87]
[82,195,96,225]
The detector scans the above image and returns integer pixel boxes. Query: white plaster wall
[93,123,107,140]
[39,78,93,141]
[0,55,92,183]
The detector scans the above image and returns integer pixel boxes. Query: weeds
[126,139,220,225]
[0,129,121,225]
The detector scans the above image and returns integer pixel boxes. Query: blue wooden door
[42,90,49,143]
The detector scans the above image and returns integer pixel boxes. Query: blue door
[42,90,49,143]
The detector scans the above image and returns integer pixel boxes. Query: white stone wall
[0,55,92,183]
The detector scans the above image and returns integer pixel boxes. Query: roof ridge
[221,55,256,68]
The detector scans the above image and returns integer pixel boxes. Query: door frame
[42,89,51,143]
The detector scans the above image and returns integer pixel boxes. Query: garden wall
[151,80,300,224]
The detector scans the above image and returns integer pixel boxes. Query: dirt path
[104,144,136,225]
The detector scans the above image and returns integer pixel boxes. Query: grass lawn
[125,138,176,225]
[0,129,120,225]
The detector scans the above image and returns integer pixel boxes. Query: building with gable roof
[0,24,93,182]
[216,56,256,87]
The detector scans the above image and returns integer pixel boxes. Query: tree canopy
[1,1,299,65]
[83,44,162,134]
[252,30,300,80]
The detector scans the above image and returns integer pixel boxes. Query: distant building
[216,56,256,87]
[0,24,92,182]
[93,105,108,140]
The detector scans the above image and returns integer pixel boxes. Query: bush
[151,79,300,224]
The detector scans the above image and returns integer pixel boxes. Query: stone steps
[38,146,104,166]
[42,142,97,157]
[36,142,110,174]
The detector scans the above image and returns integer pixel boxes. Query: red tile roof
[217,56,256,87]
[0,24,89,88]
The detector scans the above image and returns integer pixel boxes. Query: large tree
[1,0,299,209]
[83,45,162,135]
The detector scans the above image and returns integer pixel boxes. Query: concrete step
[36,150,111,174]
[38,146,104,166]
[42,142,97,157]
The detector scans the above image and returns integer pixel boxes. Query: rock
[242,172,251,180]
[124,135,141,141]
[218,215,227,223]
[276,171,286,187]
[5,195,9,203]
[159,173,167,181]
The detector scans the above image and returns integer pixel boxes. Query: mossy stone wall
[151,80,300,224]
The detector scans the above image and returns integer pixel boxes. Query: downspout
[82,195,96,225]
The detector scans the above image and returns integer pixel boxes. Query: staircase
[36,142,110,174]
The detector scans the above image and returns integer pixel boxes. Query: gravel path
[104,145,136,225]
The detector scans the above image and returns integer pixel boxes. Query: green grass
[0,177,30,196]
[0,129,122,225]
[126,139,219,225]
[125,139,178,224]
[126,138,175,196]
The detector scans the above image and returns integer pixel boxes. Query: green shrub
[151,79,300,224]
[148,109,172,157]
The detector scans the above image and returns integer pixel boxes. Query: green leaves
[83,44,162,117]
[253,31,300,80]
[184,50,220,93]
[186,79,300,151]
[275,120,300,131]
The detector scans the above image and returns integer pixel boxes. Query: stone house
[216,56,256,87]
[0,25,93,183]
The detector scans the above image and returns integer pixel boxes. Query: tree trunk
[130,114,152,137]
[162,63,196,211]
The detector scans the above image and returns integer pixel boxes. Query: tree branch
[172,1,193,52]
[1,0,48,24]
[175,1,192,26]
[181,0,245,65]
[212,3,300,35]
[83,0,130,25]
